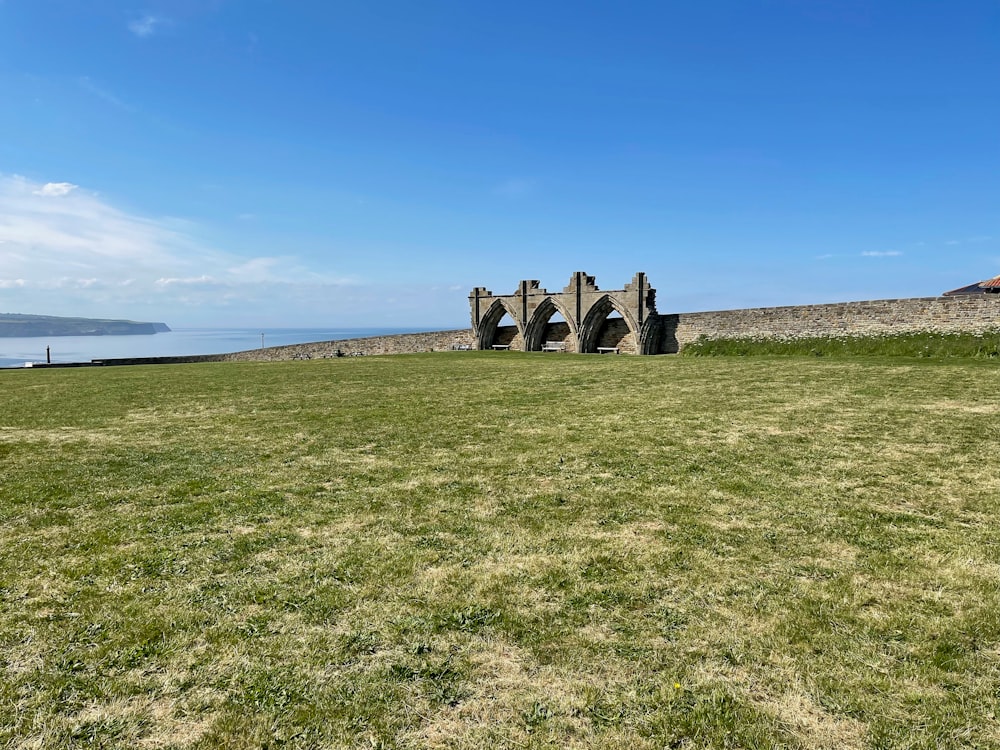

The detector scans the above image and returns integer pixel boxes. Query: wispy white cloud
[129,14,166,37]
[33,182,77,197]
[1,175,186,266]
[0,174,357,322]
[946,235,993,246]
[861,250,902,257]
[79,77,135,112]
[155,275,216,287]
[228,257,283,283]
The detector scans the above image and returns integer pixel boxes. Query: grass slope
[682,331,1000,358]
[1,353,998,749]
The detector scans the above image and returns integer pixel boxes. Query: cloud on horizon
[861,250,902,257]
[0,174,363,324]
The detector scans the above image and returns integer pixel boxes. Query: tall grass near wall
[681,330,1000,357]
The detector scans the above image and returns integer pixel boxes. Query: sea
[0,327,437,368]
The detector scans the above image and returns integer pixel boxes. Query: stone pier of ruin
[469,271,662,354]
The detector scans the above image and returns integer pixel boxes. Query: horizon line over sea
[0,326,457,368]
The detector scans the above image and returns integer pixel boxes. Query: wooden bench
[596,346,620,354]
[542,341,566,352]
[452,344,473,350]
[491,344,511,350]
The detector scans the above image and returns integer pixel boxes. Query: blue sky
[1,1,997,328]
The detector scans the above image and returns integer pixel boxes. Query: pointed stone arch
[578,294,641,354]
[476,298,522,350]
[524,296,578,351]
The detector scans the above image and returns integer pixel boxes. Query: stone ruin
[469,271,662,354]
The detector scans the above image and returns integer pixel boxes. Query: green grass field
[681,330,1000,358]
[2,352,998,749]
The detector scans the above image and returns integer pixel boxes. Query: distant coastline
[0,326,442,368]
[0,313,170,338]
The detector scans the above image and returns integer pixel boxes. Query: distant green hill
[0,313,170,337]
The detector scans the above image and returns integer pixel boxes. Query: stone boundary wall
[24,296,1000,368]
[665,294,1000,351]
[219,329,475,362]
[74,329,477,367]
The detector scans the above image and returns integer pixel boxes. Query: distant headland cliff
[0,313,170,337]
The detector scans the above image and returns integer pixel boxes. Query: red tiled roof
[942,275,1000,295]
[979,275,1000,289]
